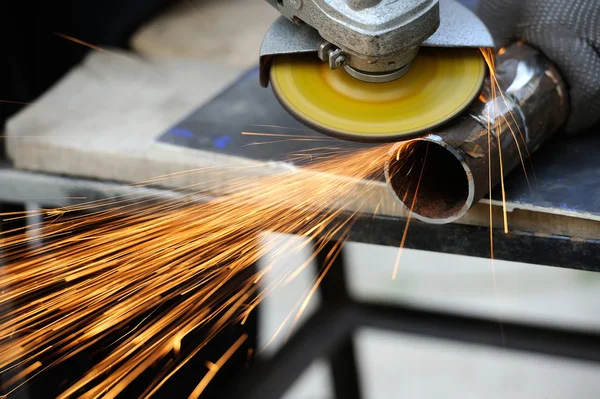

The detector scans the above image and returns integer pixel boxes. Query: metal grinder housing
[260,0,494,86]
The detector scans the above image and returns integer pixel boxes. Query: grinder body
[264,0,440,76]
[260,0,495,142]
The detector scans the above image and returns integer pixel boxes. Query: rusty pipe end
[383,42,568,225]
[384,138,475,224]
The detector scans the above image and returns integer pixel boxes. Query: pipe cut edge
[384,42,569,224]
[384,138,476,224]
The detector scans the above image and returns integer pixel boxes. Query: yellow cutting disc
[270,47,486,142]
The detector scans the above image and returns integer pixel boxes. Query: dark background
[0,0,480,131]
[0,0,175,130]
[0,2,261,397]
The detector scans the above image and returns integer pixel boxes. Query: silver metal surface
[384,43,569,224]
[259,0,494,86]
[264,0,278,9]
[259,16,323,87]
[422,0,493,48]
[343,63,411,83]
[265,0,439,73]
[318,43,348,69]
[0,166,184,208]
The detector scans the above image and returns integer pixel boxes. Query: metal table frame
[1,167,599,399]
[228,222,600,399]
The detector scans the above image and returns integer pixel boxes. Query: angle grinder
[259,0,494,142]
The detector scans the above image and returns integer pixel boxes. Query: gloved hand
[476,0,600,134]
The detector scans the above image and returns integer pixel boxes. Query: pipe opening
[387,141,471,221]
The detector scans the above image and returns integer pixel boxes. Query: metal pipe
[384,42,569,224]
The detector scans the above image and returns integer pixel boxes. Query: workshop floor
[258,234,600,399]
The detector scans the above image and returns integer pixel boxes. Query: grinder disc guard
[270,48,486,142]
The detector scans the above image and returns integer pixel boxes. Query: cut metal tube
[384,42,569,224]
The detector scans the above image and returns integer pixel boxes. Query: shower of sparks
[480,47,534,235]
[481,48,509,234]
[0,45,528,396]
[0,143,408,398]
[480,47,521,345]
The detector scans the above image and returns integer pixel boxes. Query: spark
[53,33,133,63]
[2,361,41,391]
[54,33,117,56]
[481,47,509,345]
[392,142,428,280]
[0,100,29,105]
[481,47,537,233]
[246,124,306,131]
[486,70,495,263]
[241,132,328,139]
[243,139,332,147]
[54,33,108,53]
[188,334,248,399]
[293,229,349,327]
[0,144,394,397]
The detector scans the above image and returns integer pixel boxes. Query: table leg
[315,240,362,399]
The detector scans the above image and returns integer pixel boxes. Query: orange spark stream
[481,47,513,344]
[0,47,524,397]
[480,48,533,234]
[0,144,401,397]
[54,33,118,56]
[392,142,428,280]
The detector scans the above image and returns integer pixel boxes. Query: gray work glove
[476,0,600,134]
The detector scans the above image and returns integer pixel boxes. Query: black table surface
[157,67,600,222]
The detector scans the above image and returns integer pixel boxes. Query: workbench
[4,56,600,399]
[3,0,600,397]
